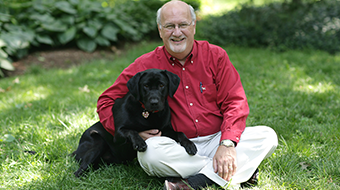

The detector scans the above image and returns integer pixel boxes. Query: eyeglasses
[161,21,193,31]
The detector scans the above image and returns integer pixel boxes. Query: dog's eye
[159,84,164,88]
[144,85,149,89]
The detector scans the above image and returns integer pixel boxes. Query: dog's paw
[133,142,148,152]
[181,141,197,155]
[74,169,83,178]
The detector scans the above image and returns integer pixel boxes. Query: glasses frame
[160,21,193,32]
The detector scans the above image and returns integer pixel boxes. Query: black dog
[72,69,197,177]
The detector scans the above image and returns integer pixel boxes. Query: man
[97,0,278,189]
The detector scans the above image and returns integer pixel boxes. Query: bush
[0,0,203,77]
[196,0,340,54]
[0,0,166,76]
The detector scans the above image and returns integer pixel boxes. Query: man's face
[158,3,196,60]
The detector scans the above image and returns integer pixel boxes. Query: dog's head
[127,69,180,111]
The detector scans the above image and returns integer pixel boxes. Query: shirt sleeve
[96,63,140,136]
[215,48,249,145]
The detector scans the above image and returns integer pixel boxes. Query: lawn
[1,41,339,189]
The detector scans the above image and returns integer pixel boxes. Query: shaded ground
[3,47,120,77]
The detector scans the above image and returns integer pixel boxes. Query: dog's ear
[127,72,143,100]
[162,70,180,98]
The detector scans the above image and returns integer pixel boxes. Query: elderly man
[97,0,278,189]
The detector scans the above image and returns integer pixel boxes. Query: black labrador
[72,69,197,177]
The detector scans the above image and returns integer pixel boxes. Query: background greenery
[0,0,165,76]
[1,0,340,189]
[1,0,340,76]
[196,0,340,54]
[0,0,203,76]
[1,41,339,189]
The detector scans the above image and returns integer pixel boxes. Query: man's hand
[213,145,237,181]
[138,129,162,141]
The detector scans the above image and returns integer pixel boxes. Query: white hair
[156,2,196,29]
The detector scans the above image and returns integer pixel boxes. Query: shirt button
[185,86,189,89]
[236,137,239,140]
[191,61,193,63]
[172,63,174,66]
[172,58,175,61]
[195,119,198,122]
[182,68,185,71]
[190,103,193,106]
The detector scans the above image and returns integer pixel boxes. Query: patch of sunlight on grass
[24,86,50,99]
[287,65,336,94]
[294,78,335,94]
[56,108,98,138]
[0,85,51,110]
[2,158,45,188]
[335,53,340,60]
[256,172,286,190]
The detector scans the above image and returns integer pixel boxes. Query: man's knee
[137,136,210,178]
[262,126,278,148]
[257,126,278,158]
[138,136,178,164]
[137,136,189,177]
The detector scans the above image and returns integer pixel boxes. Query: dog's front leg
[116,129,147,152]
[177,132,197,155]
[163,129,197,155]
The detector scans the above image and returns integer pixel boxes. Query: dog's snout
[150,98,159,105]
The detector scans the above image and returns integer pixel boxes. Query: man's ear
[158,24,163,39]
[162,70,180,98]
[127,72,143,100]
[193,20,197,35]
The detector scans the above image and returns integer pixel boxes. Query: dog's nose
[150,98,159,105]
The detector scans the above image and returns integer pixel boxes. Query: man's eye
[179,24,189,28]
[165,25,175,29]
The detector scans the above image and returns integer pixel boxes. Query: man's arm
[215,49,249,144]
[212,47,249,180]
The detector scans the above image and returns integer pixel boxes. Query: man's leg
[137,136,211,178]
[229,126,278,184]
[137,126,278,187]
[196,126,278,186]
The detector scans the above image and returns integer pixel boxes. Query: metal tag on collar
[142,111,149,119]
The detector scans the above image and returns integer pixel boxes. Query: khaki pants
[137,126,278,188]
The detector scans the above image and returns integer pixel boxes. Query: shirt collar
[163,40,197,65]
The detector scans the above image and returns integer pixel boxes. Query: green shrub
[0,0,166,76]
[0,0,202,77]
[197,0,340,54]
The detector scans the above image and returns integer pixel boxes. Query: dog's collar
[139,101,159,119]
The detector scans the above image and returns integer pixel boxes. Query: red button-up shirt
[97,40,249,144]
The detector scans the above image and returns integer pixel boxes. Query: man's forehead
[160,2,191,23]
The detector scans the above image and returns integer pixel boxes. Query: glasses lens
[163,22,191,31]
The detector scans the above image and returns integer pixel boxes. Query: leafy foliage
[197,0,340,54]
[0,0,165,76]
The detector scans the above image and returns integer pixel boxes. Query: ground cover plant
[0,0,167,76]
[0,41,339,189]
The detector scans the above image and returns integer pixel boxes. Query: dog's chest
[137,112,169,130]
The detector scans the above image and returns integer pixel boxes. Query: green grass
[1,41,340,189]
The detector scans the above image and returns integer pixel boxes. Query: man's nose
[172,26,182,36]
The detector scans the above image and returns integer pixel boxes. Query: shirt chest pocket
[201,83,217,104]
